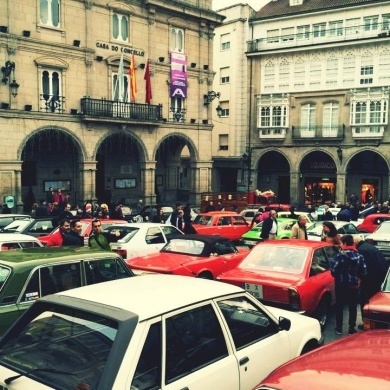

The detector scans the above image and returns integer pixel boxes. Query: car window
[0,217,13,228]
[165,304,228,384]
[217,296,278,350]
[84,258,130,284]
[131,322,162,390]
[213,240,236,255]
[0,308,118,390]
[0,242,20,250]
[344,224,358,234]
[218,217,231,226]
[163,239,205,255]
[145,227,165,244]
[323,245,338,260]
[30,220,55,233]
[20,241,42,248]
[0,266,11,292]
[193,215,212,225]
[232,216,246,225]
[161,225,183,240]
[310,249,329,276]
[2,219,31,232]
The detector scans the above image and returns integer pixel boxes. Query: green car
[241,218,297,247]
[0,247,134,336]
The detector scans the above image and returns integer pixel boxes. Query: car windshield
[374,223,390,234]
[382,269,390,292]
[2,219,32,232]
[103,226,138,242]
[238,245,308,274]
[162,239,205,255]
[0,308,118,390]
[193,215,212,225]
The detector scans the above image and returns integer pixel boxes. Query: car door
[216,295,290,389]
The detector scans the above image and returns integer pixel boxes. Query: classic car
[38,218,129,246]
[241,218,299,247]
[306,220,366,241]
[0,275,323,389]
[0,247,133,335]
[0,216,57,237]
[110,222,184,260]
[217,240,338,327]
[362,267,390,330]
[254,330,390,390]
[127,234,249,279]
[357,213,390,233]
[192,211,250,242]
[0,214,30,229]
[365,221,390,260]
[0,233,43,250]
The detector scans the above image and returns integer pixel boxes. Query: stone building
[0,0,224,212]
[214,0,390,207]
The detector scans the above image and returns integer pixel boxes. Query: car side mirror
[279,316,291,331]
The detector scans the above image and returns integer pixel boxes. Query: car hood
[128,252,200,272]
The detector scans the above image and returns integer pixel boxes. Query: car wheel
[197,271,213,280]
[314,297,329,328]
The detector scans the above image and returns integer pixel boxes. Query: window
[112,72,129,101]
[219,134,228,151]
[326,57,338,87]
[346,18,360,35]
[297,25,310,40]
[112,12,128,42]
[170,97,186,122]
[329,21,343,36]
[145,227,165,245]
[131,322,162,389]
[170,27,185,52]
[84,258,130,284]
[323,102,339,136]
[264,61,275,91]
[294,60,305,88]
[313,23,326,38]
[165,305,228,383]
[378,51,390,82]
[267,29,279,43]
[220,67,230,84]
[218,297,278,350]
[343,55,356,86]
[40,68,63,113]
[309,59,321,88]
[301,103,316,134]
[40,0,60,27]
[219,101,229,117]
[279,60,290,90]
[383,14,390,30]
[259,105,287,128]
[363,16,379,31]
[360,62,373,85]
[310,249,329,276]
[281,27,294,41]
[221,33,230,50]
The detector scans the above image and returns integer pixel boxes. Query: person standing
[88,219,120,250]
[35,199,50,217]
[59,203,74,221]
[322,205,334,221]
[260,210,278,240]
[46,219,71,247]
[330,234,367,335]
[152,207,165,223]
[354,236,389,328]
[183,203,196,234]
[63,219,84,246]
[169,202,182,226]
[46,186,55,204]
[290,215,308,239]
[321,221,342,247]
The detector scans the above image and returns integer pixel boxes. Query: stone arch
[152,132,199,161]
[167,18,190,29]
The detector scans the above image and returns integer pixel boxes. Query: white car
[0,233,43,250]
[307,220,365,241]
[0,275,323,390]
[365,220,390,259]
[109,222,184,260]
[316,205,341,218]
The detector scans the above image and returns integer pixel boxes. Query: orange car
[192,211,250,243]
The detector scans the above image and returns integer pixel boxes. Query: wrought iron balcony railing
[169,107,186,122]
[40,94,65,113]
[80,98,163,122]
[292,125,345,140]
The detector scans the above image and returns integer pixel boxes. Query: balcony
[80,98,163,124]
[40,94,65,114]
[351,125,385,140]
[247,22,390,53]
[258,127,287,140]
[292,125,345,141]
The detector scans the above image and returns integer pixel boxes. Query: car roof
[0,214,30,218]
[257,239,332,249]
[259,330,390,387]
[0,247,121,267]
[165,234,229,244]
[52,274,243,320]
[0,233,41,242]
[199,212,241,216]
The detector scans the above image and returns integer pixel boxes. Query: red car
[217,240,338,327]
[362,267,390,330]
[192,212,250,242]
[38,219,129,246]
[357,213,390,233]
[127,234,249,279]
[254,330,390,390]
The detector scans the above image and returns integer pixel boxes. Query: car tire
[197,271,213,280]
[314,297,329,328]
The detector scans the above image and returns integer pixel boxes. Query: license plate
[244,283,263,299]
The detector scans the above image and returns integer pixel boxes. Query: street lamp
[204,91,220,106]
[337,147,343,163]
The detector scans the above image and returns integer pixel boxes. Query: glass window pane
[121,15,128,41]
[112,13,119,39]
[40,0,48,24]
[52,0,60,27]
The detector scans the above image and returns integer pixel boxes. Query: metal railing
[80,98,163,122]
[40,94,65,113]
[291,125,345,139]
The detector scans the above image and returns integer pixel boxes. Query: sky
[212,0,269,12]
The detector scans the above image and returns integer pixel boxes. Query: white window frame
[220,67,230,84]
[383,14,390,30]
[112,72,130,102]
[329,21,343,36]
[219,101,229,118]
[219,134,228,151]
[221,34,230,51]
[363,16,379,31]
[41,68,61,98]
[300,103,316,136]
[297,25,310,40]
[170,27,185,53]
[313,23,326,38]
[170,97,186,122]
[323,102,339,136]
[40,0,61,28]
[112,12,129,43]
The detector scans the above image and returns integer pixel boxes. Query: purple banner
[170,51,187,98]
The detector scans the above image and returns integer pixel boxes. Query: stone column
[336,172,346,205]
[14,169,23,213]
[80,161,97,204]
[190,160,213,206]
[144,161,156,205]
[290,170,300,207]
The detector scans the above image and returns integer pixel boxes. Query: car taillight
[363,318,375,330]
[114,249,127,258]
[288,287,301,311]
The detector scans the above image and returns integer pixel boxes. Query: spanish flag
[129,53,137,102]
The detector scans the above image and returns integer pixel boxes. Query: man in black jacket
[63,219,84,246]
[354,236,389,328]
[260,210,278,240]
